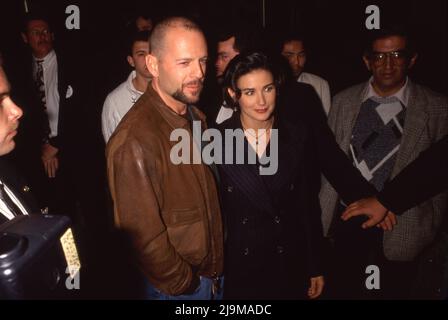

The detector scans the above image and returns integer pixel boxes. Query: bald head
[150,16,203,58]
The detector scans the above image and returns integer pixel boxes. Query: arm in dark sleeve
[300,127,326,277]
[305,87,376,204]
[378,135,448,214]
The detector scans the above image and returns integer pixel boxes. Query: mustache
[184,79,203,87]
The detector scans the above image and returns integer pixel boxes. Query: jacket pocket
[164,208,207,264]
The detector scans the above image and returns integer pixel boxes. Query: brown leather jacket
[106,85,223,296]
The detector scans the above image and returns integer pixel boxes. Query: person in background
[101,31,151,143]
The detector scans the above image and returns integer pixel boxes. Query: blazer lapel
[391,81,428,177]
[219,116,276,215]
[340,83,369,152]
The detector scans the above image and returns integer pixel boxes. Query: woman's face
[229,68,276,124]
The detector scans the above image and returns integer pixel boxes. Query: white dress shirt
[297,72,332,115]
[363,77,410,107]
[215,101,235,125]
[33,50,59,137]
[101,71,144,143]
[0,180,29,221]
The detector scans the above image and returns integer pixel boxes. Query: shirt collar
[363,76,410,107]
[126,70,144,95]
[33,49,56,66]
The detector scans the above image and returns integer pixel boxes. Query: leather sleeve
[108,136,198,296]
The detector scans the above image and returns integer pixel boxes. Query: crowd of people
[0,6,446,300]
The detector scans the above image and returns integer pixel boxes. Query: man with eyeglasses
[11,12,89,227]
[319,26,447,299]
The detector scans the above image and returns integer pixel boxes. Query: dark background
[0,0,446,298]
[1,0,447,96]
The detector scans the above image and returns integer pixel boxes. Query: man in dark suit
[0,65,39,224]
[14,12,86,220]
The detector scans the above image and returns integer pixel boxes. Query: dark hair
[22,12,53,33]
[222,51,281,108]
[216,26,262,54]
[281,32,306,49]
[364,25,417,56]
[127,30,150,56]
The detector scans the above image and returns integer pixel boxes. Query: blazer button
[289,183,294,191]
[243,248,249,256]
[276,246,284,254]
[242,217,249,225]
[274,216,281,224]
[41,207,49,215]
[227,186,233,192]
[22,185,30,192]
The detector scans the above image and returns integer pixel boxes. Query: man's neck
[33,49,53,60]
[151,80,187,115]
[132,73,150,92]
[372,80,406,98]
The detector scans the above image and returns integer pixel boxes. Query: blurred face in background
[22,19,54,58]
[128,40,152,79]
[282,40,306,78]
[216,36,239,78]
[135,16,153,32]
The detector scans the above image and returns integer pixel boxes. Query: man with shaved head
[106,17,223,300]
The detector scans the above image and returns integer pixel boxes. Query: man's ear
[407,53,418,70]
[21,32,28,44]
[362,55,372,72]
[145,54,158,78]
[127,55,135,68]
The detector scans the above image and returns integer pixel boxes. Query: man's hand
[376,212,397,231]
[341,197,390,229]
[42,143,59,178]
[308,276,324,299]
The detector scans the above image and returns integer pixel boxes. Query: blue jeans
[145,276,224,300]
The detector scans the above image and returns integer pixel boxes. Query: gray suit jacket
[319,79,448,261]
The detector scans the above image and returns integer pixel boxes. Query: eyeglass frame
[366,50,410,65]
[28,29,52,37]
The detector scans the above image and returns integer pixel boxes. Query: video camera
[0,214,81,299]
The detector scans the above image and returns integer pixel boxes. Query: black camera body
[0,214,81,299]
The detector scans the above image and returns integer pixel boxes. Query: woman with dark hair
[217,51,325,299]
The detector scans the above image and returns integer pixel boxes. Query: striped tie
[35,60,51,142]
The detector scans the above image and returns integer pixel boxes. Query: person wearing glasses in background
[319,26,448,299]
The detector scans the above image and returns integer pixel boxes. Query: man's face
[0,68,23,156]
[363,36,417,95]
[22,20,54,59]
[281,40,306,78]
[147,28,208,107]
[215,36,239,77]
[128,40,152,79]
[136,16,152,32]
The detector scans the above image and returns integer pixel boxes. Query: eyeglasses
[29,29,51,37]
[368,50,408,65]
